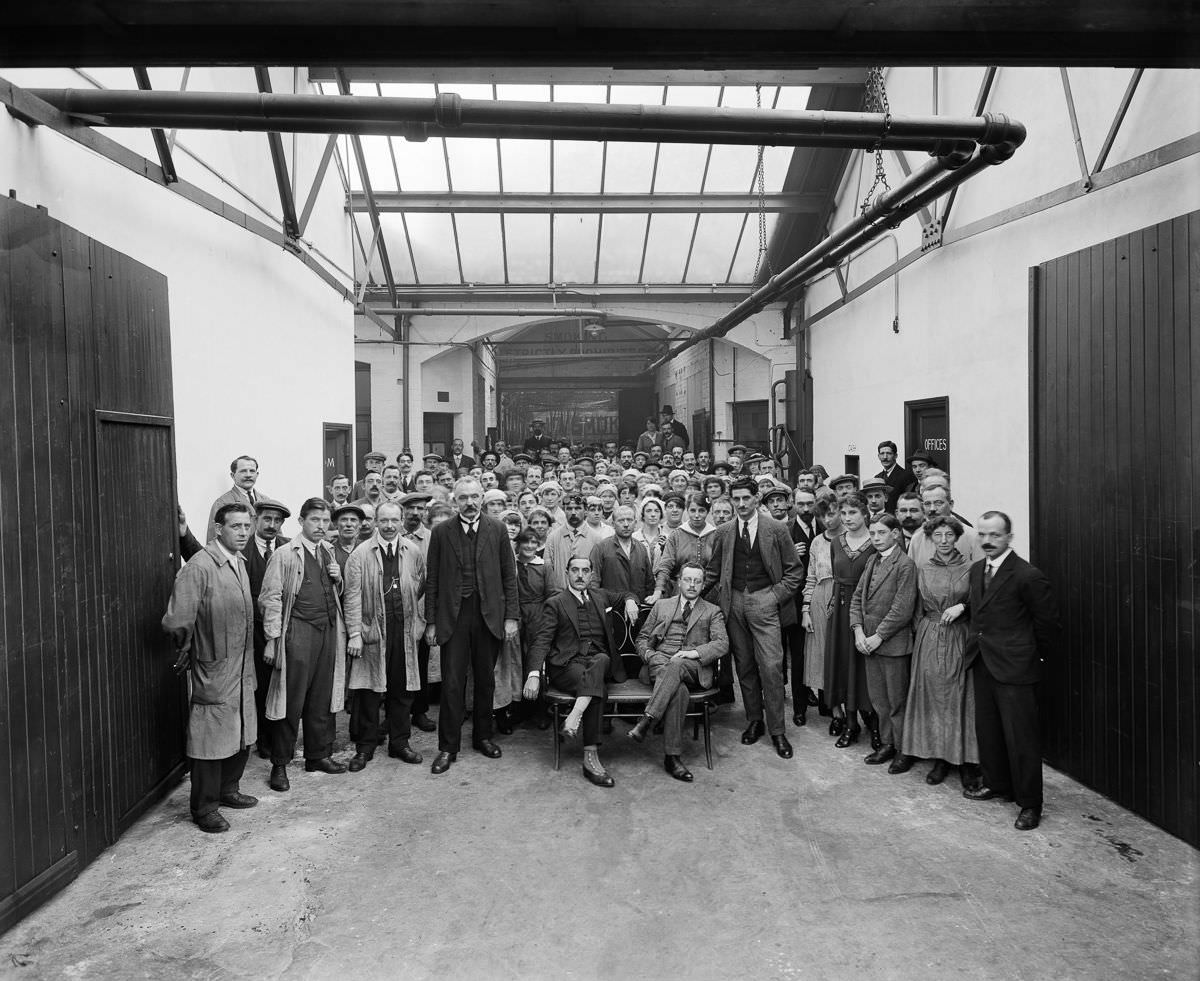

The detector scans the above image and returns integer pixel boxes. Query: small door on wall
[905,397,950,474]
[323,423,353,490]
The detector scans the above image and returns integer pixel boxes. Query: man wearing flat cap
[831,473,861,500]
[242,496,291,754]
[351,450,387,501]
[545,494,603,594]
[523,419,553,455]
[330,503,365,575]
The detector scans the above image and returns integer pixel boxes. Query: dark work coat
[875,464,913,513]
[424,514,519,645]
[590,535,655,599]
[964,552,1060,685]
[162,544,256,759]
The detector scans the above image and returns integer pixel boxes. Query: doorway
[423,412,455,457]
[904,397,950,474]
[323,423,353,490]
[354,362,372,479]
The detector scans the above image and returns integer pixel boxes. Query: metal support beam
[359,284,754,303]
[1092,68,1144,175]
[367,307,607,318]
[29,88,1029,153]
[254,67,300,238]
[940,67,996,228]
[1059,68,1092,188]
[335,69,397,307]
[297,134,338,237]
[347,191,826,214]
[132,67,177,184]
[888,150,933,227]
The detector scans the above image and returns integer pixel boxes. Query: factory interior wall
[0,69,355,538]
[802,66,1200,554]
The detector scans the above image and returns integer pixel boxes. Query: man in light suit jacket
[788,487,819,724]
[851,513,919,772]
[702,477,804,759]
[424,478,519,774]
[963,511,1060,831]
[629,562,728,782]
[240,497,290,757]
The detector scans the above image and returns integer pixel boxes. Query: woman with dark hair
[824,492,878,748]
[702,475,728,507]
[651,492,717,602]
[633,496,668,568]
[636,415,663,454]
[801,495,841,726]
[902,514,981,787]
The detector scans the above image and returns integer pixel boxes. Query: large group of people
[164,408,1059,839]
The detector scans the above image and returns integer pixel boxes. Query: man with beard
[241,498,290,757]
[424,478,519,774]
[894,493,924,551]
[963,511,1060,831]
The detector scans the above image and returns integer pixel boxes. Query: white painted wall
[0,71,355,537]
[802,66,1200,553]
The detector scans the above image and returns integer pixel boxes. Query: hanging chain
[752,83,772,280]
[859,66,892,215]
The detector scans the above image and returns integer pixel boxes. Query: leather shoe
[963,785,1013,802]
[960,763,983,791]
[412,713,437,732]
[771,735,794,759]
[1014,807,1042,831]
[865,744,896,765]
[926,759,952,785]
[430,751,456,774]
[835,725,861,748]
[582,764,615,788]
[348,752,372,772]
[473,739,502,759]
[792,711,807,727]
[628,715,653,743]
[888,753,916,774]
[829,716,846,736]
[193,811,230,833]
[268,765,289,792]
[304,757,347,774]
[741,720,766,745]
[664,755,693,782]
[388,744,423,765]
[218,791,258,809]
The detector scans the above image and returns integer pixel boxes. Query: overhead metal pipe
[367,307,606,318]
[30,88,1028,150]
[643,136,1023,374]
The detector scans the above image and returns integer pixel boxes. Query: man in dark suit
[874,440,913,513]
[241,497,290,757]
[527,556,638,787]
[788,487,818,724]
[659,405,690,449]
[703,477,804,759]
[424,477,519,774]
[523,419,553,455]
[448,438,475,473]
[629,562,729,782]
[963,511,1060,831]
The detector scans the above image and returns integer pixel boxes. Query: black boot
[494,707,513,735]
[864,711,882,751]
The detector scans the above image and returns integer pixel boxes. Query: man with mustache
[962,511,1060,832]
[424,478,519,774]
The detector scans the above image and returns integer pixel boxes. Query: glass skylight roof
[326,81,812,288]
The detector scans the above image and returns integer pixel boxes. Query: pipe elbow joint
[981,113,1026,149]
[932,140,976,169]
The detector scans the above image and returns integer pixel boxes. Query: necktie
[467,522,477,541]
[386,543,394,561]
[264,538,273,557]
[984,562,994,591]
[681,600,692,622]
[742,521,751,549]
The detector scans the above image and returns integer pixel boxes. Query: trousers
[645,655,704,755]
[271,617,336,764]
[438,593,500,753]
[727,587,787,734]
[864,653,911,748]
[972,659,1043,809]
[547,651,610,745]
[351,614,415,753]
[190,748,249,818]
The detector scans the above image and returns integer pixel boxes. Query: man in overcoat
[344,501,427,770]
[162,502,258,833]
[260,498,348,791]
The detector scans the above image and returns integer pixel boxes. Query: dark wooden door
[96,412,185,833]
[354,361,372,480]
[423,412,455,457]
[0,197,180,932]
[905,396,950,474]
[323,422,353,489]
[1032,211,1198,847]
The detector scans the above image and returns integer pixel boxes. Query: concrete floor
[2,706,1197,981]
